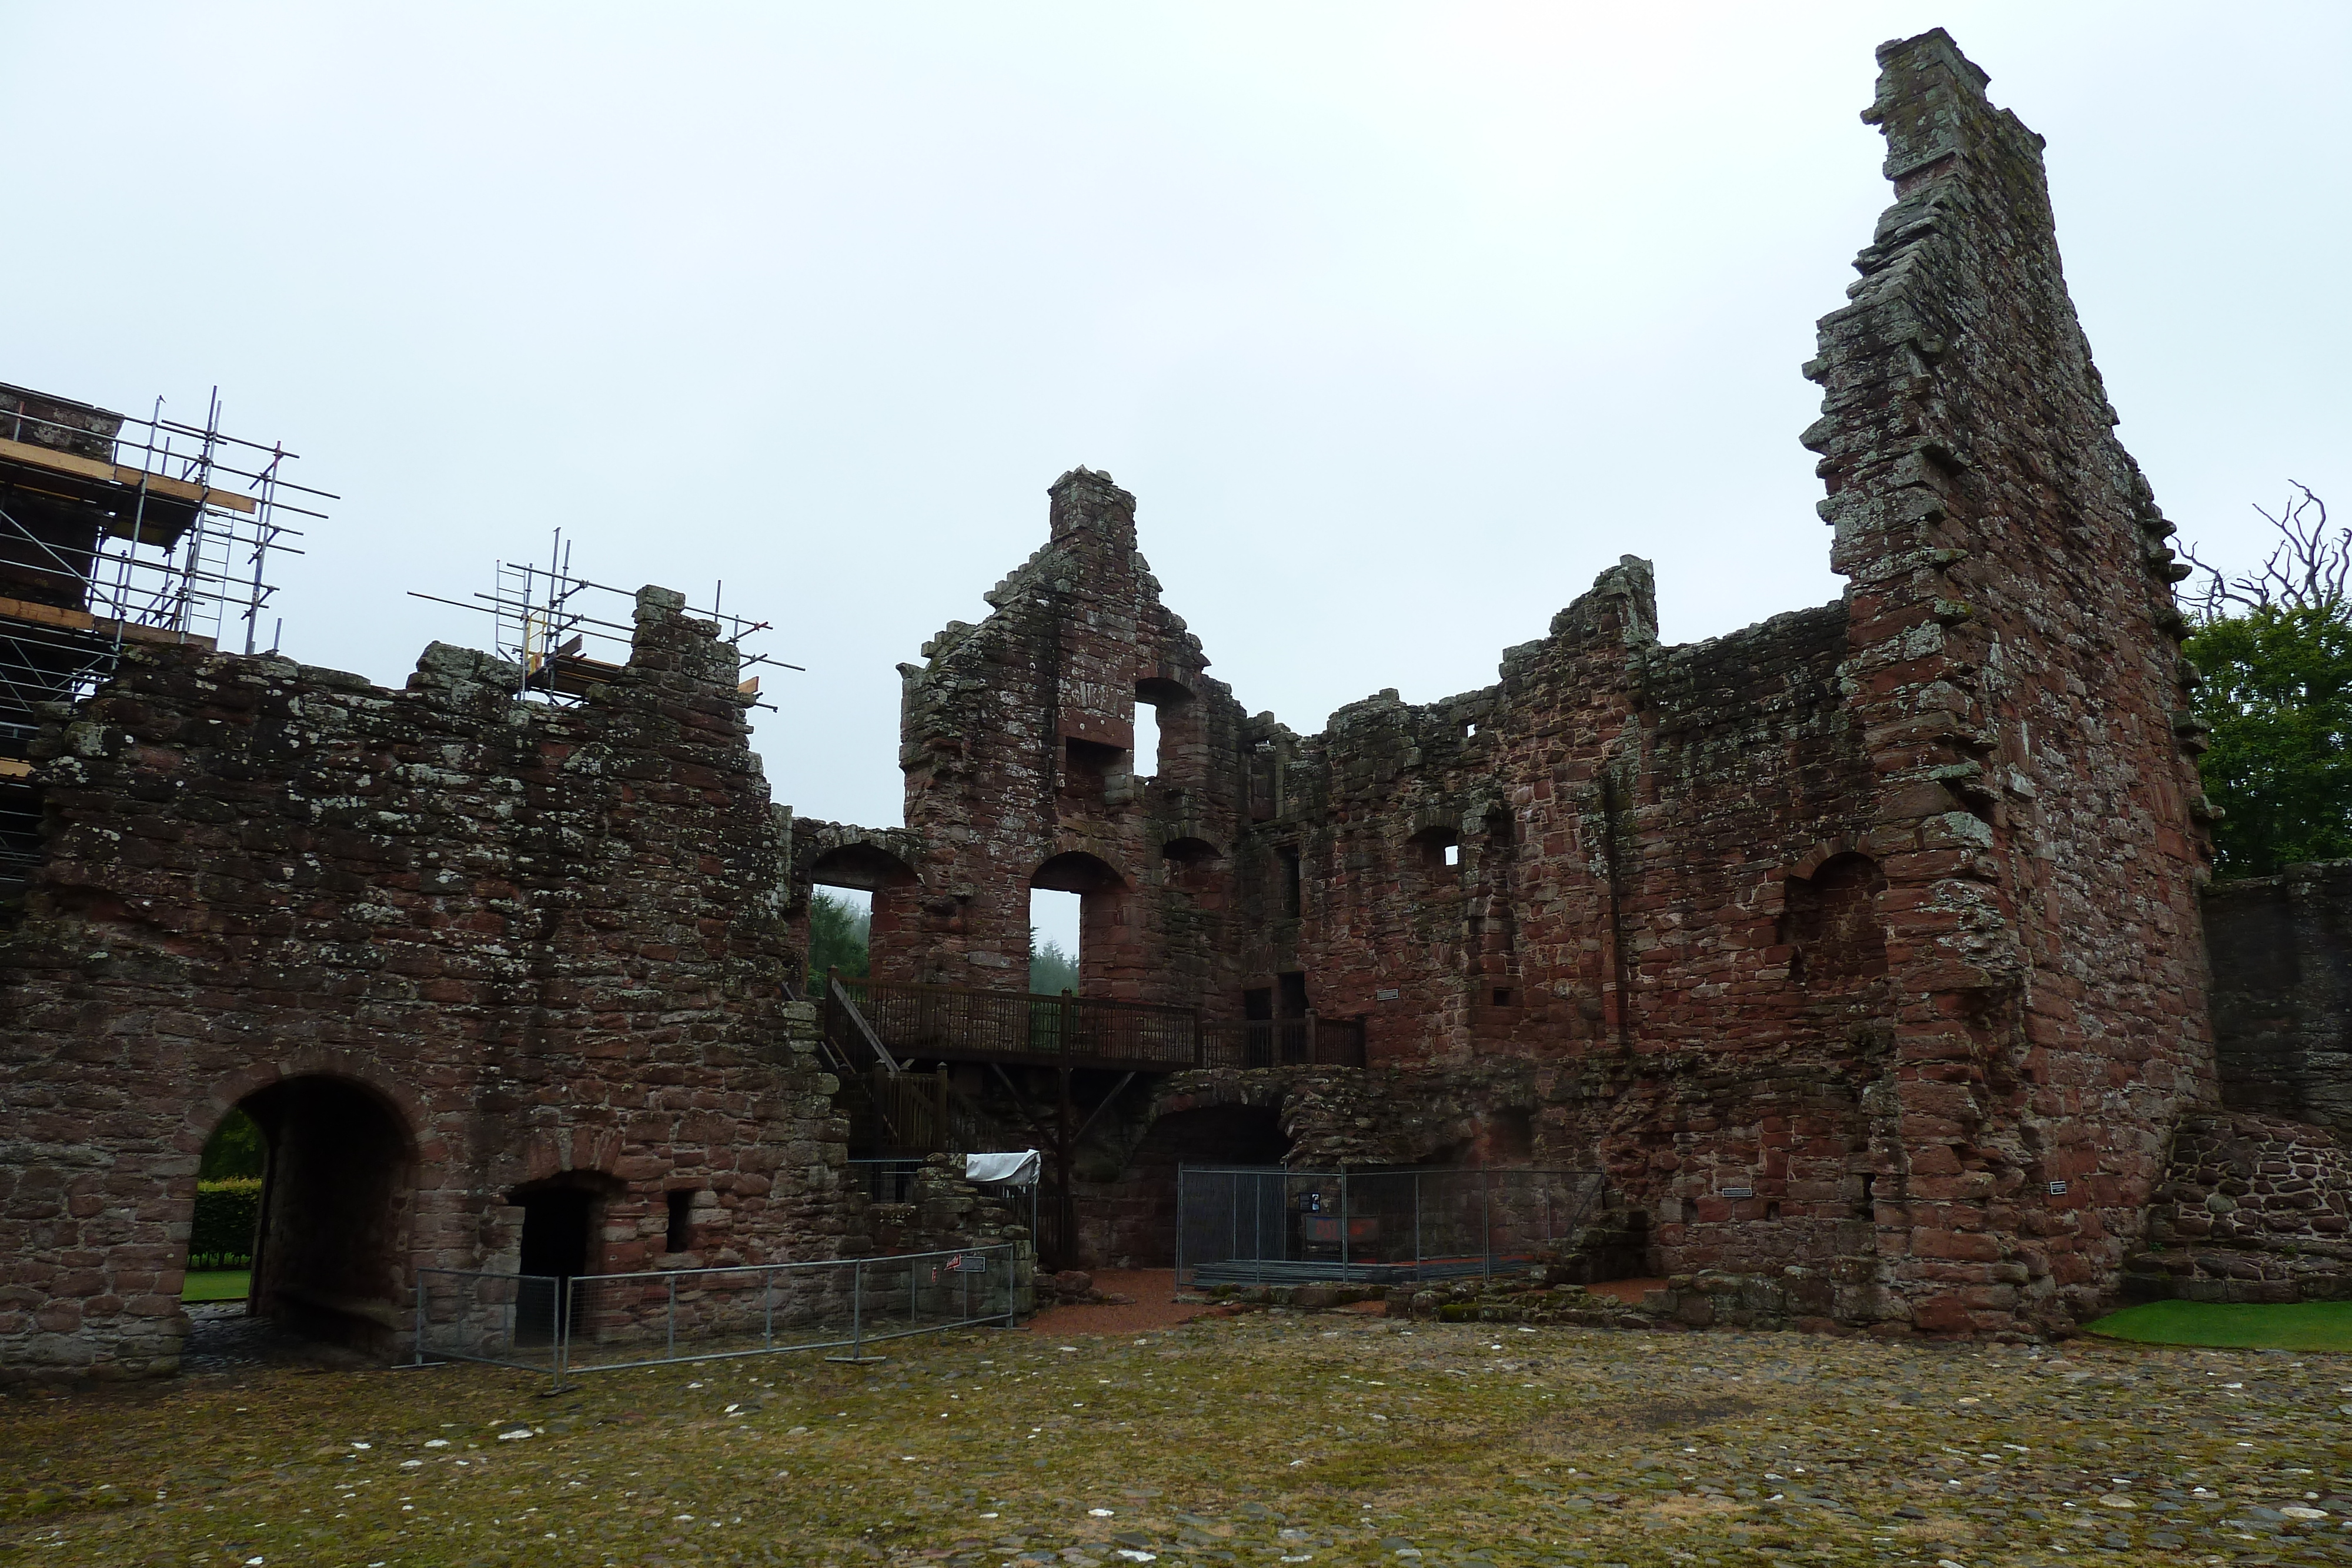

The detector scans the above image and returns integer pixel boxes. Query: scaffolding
[409,529,796,708]
[0,383,334,894]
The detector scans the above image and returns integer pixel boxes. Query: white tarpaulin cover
[965,1150,1042,1187]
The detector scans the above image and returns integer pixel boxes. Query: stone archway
[222,1073,417,1356]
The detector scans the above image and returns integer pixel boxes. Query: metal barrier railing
[1175,1166,1606,1287]
[414,1243,1022,1389]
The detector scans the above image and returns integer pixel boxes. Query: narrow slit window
[666,1189,694,1253]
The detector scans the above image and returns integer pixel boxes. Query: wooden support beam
[0,436,260,513]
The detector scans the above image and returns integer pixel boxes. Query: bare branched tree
[2182,483,2346,619]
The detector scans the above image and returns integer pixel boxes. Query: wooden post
[1055,1065,1075,1269]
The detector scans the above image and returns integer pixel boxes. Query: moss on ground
[5,1312,2351,1566]
[2087,1298,2352,1352]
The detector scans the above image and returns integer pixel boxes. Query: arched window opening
[1031,852,1125,995]
[1485,1108,1535,1163]
[1061,736,1127,810]
[808,844,915,986]
[808,842,917,892]
[1781,852,1889,990]
[1408,824,1460,876]
[1161,835,1221,894]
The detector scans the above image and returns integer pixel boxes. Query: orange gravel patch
[1019,1268,1219,1336]
[1588,1275,1666,1305]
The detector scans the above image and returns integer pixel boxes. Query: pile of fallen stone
[1037,1269,1135,1308]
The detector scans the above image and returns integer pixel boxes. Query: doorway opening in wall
[806,842,918,995]
[195,1074,416,1355]
[1030,887,1080,995]
[510,1174,612,1344]
[182,1108,266,1305]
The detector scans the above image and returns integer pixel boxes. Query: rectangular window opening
[1278,845,1301,917]
[665,1189,694,1253]
[1442,841,1461,867]
[1134,701,1161,780]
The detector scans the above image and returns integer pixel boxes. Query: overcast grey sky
[5,3,2345,845]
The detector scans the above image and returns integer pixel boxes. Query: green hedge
[191,1178,261,1269]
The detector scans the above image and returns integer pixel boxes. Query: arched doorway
[807,842,920,990]
[224,1074,416,1355]
[1031,851,1128,994]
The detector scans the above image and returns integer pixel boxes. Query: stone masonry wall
[2129,1113,2352,1304]
[0,590,863,1381]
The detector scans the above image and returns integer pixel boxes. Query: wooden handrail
[828,971,901,1075]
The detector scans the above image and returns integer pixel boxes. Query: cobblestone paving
[5,1311,2351,1566]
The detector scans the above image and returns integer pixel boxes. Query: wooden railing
[826,976,1365,1074]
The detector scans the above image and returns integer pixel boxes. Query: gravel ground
[5,1308,2351,1567]
[1024,1272,1221,1338]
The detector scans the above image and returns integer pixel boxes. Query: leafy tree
[1028,928,1078,995]
[2183,486,2352,877]
[808,891,871,982]
[198,1107,266,1180]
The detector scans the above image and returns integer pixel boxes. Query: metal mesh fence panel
[1177,1167,1606,1286]
[413,1269,565,1376]
[412,1245,1020,1386]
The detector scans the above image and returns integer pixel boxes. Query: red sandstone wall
[1799,30,2216,1332]
[0,589,857,1380]
[803,32,2216,1333]
[880,468,1252,1014]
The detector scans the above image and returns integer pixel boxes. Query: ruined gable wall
[0,593,856,1380]
[1802,31,2215,1333]
[882,469,1252,1011]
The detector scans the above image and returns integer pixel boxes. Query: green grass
[2084,1296,2352,1350]
[179,1270,249,1303]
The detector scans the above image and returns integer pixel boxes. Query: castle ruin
[4,30,2346,1381]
